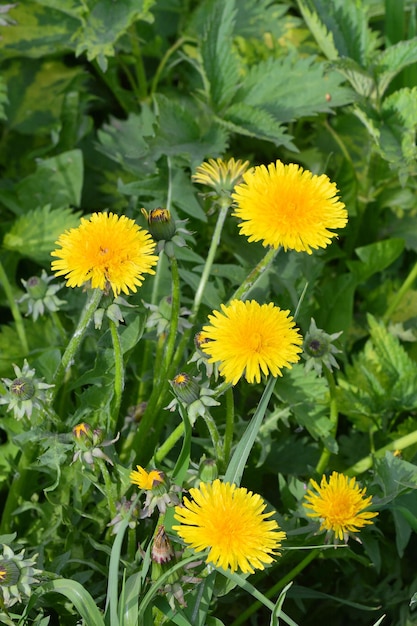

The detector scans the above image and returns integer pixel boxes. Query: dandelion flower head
[51,212,158,297]
[192,158,249,195]
[201,299,303,385]
[130,465,164,490]
[232,160,348,254]
[173,479,285,574]
[304,471,378,541]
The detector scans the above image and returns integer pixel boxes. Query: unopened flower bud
[170,373,200,405]
[10,378,35,401]
[142,207,176,241]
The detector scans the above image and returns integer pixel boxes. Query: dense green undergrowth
[1,1,417,624]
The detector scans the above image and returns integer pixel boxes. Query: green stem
[315,370,339,475]
[159,254,181,382]
[51,289,103,399]
[383,259,417,323]
[96,458,117,519]
[128,25,148,100]
[154,421,184,464]
[345,428,417,475]
[230,549,320,626]
[201,411,224,469]
[230,246,281,302]
[0,260,29,354]
[109,319,124,432]
[150,36,195,97]
[223,386,234,467]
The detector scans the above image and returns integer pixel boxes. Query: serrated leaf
[200,0,241,111]
[74,0,155,72]
[296,0,339,60]
[3,205,82,263]
[222,103,295,150]
[330,57,376,98]
[337,315,417,429]
[234,55,355,123]
[376,38,417,97]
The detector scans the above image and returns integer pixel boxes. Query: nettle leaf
[234,55,354,123]
[296,0,339,60]
[380,87,417,172]
[298,0,381,66]
[2,150,83,216]
[376,38,417,97]
[73,0,155,72]
[3,205,82,263]
[0,1,79,59]
[199,0,241,111]
[330,58,376,98]
[337,315,417,430]
[222,103,295,150]
[3,58,84,135]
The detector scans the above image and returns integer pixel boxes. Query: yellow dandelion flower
[173,479,285,574]
[201,299,303,385]
[130,465,164,490]
[232,160,348,254]
[192,158,250,194]
[304,471,378,541]
[51,212,158,297]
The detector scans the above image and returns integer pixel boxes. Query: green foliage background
[1,0,417,624]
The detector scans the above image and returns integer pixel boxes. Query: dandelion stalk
[96,458,117,519]
[51,288,103,399]
[109,318,124,431]
[315,369,339,475]
[0,260,29,354]
[230,246,281,302]
[345,428,417,475]
[223,386,234,467]
[201,411,224,470]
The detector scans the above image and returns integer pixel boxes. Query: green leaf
[296,0,339,60]
[38,578,106,625]
[376,38,417,96]
[233,55,354,123]
[200,0,240,111]
[0,77,8,121]
[3,58,84,135]
[3,205,82,263]
[0,2,79,59]
[347,238,405,283]
[223,103,295,150]
[74,0,155,72]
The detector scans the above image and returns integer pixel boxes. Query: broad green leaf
[74,0,155,72]
[200,0,240,111]
[376,38,417,96]
[0,2,78,59]
[233,55,355,123]
[2,149,83,216]
[347,238,405,283]
[3,58,84,134]
[222,103,295,150]
[3,205,82,263]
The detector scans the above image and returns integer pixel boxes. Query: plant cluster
[1,1,417,625]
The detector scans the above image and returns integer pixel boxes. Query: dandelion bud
[303,318,342,376]
[170,373,200,405]
[198,458,218,483]
[142,207,176,241]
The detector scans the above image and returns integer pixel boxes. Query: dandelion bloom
[232,160,348,253]
[51,212,158,297]
[304,471,378,541]
[201,299,302,385]
[173,479,285,574]
[130,465,164,490]
[192,158,249,194]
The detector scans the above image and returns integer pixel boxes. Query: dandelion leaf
[3,205,82,263]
